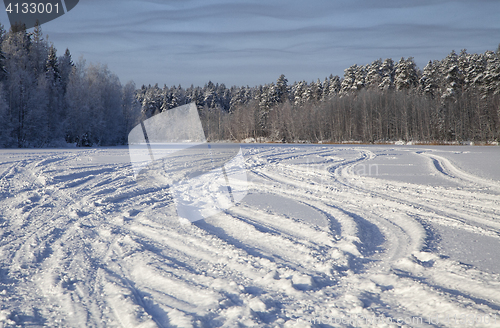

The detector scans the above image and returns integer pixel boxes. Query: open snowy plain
[0,144,499,327]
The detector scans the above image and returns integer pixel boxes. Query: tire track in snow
[242,148,432,323]
[333,150,500,239]
[243,146,500,325]
[1,147,499,327]
[318,147,500,321]
[0,150,156,326]
[420,151,500,192]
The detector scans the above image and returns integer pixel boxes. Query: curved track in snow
[0,146,499,327]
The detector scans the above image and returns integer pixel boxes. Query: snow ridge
[0,146,499,327]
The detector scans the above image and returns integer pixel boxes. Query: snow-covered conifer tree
[292,81,305,105]
[321,77,330,100]
[328,75,341,96]
[440,50,464,101]
[420,60,441,98]
[379,58,395,90]
[394,57,418,90]
[58,48,74,95]
[482,51,500,96]
[276,74,288,103]
[340,65,359,95]
[365,59,382,89]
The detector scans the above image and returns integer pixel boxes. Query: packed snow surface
[0,145,499,327]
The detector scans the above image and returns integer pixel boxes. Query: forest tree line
[0,23,499,147]
[139,50,500,143]
[0,23,140,147]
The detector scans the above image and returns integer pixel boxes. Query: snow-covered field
[0,145,499,327]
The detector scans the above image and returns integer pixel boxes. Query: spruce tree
[276,74,288,103]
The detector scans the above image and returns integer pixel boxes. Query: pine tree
[258,83,275,110]
[312,78,323,101]
[218,83,231,111]
[341,65,358,95]
[482,50,500,96]
[203,81,216,109]
[354,65,366,91]
[379,58,395,90]
[141,83,162,117]
[292,81,305,105]
[395,57,418,90]
[365,59,382,89]
[229,87,245,113]
[420,60,441,98]
[328,75,341,96]
[302,82,314,103]
[169,86,181,109]
[440,50,464,101]
[321,77,330,100]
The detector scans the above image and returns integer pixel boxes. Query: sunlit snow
[0,145,499,327]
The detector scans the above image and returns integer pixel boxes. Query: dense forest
[0,23,499,147]
[0,23,140,147]
[138,51,500,144]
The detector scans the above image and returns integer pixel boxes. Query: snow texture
[0,145,499,327]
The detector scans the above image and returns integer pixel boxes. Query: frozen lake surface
[0,144,499,327]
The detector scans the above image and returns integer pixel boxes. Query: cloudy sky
[1,0,500,87]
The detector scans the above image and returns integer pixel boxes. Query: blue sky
[1,0,500,87]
